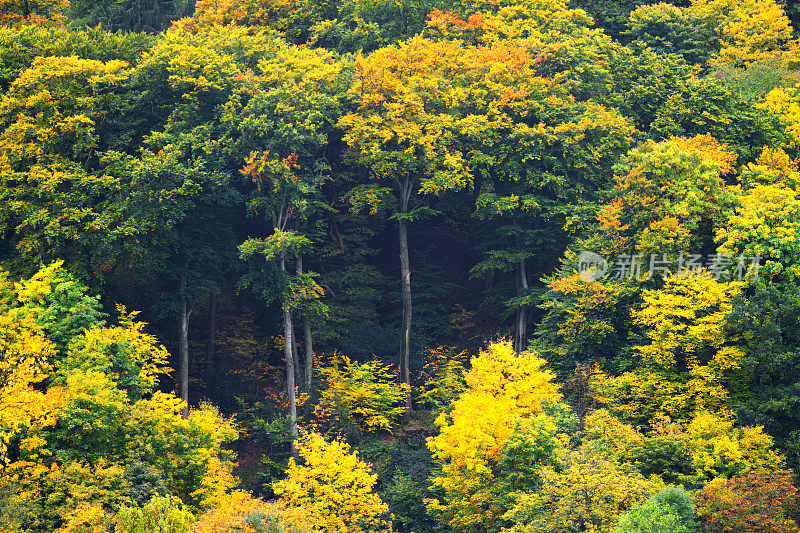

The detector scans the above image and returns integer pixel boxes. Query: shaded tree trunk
[280,254,298,453]
[289,313,300,389]
[398,191,413,415]
[296,255,314,391]
[515,259,529,355]
[179,271,192,419]
[303,315,313,391]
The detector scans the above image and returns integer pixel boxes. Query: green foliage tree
[504,444,663,533]
[0,55,129,280]
[234,41,348,437]
[68,0,190,33]
[339,36,478,413]
[613,486,697,533]
[626,3,712,65]
[724,283,800,470]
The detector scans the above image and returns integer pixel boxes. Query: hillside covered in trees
[1,0,800,530]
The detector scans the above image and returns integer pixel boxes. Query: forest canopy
[0,0,800,531]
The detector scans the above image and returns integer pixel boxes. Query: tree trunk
[289,313,300,389]
[303,315,313,391]
[206,291,217,394]
[515,259,529,355]
[280,255,298,452]
[179,272,191,419]
[398,199,413,415]
[296,255,314,390]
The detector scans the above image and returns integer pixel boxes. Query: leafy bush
[192,491,314,533]
[415,345,467,413]
[314,354,409,437]
[116,496,194,533]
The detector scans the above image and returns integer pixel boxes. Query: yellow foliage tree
[600,135,737,257]
[716,182,800,285]
[760,83,800,151]
[691,0,795,66]
[595,274,745,426]
[178,0,321,39]
[427,341,560,532]
[505,444,663,533]
[274,432,392,533]
[685,411,784,483]
[0,264,241,529]
[192,491,313,533]
[0,311,62,466]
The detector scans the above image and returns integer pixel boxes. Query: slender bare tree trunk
[280,254,298,453]
[515,259,529,355]
[179,271,191,419]
[289,313,300,388]
[398,192,413,416]
[296,255,314,390]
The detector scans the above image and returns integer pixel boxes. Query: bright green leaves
[613,486,697,533]
[14,260,104,353]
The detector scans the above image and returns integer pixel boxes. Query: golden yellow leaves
[274,432,392,533]
[427,341,559,530]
